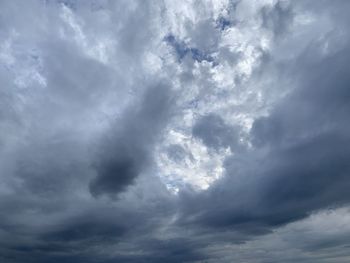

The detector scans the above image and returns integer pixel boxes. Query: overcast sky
[1,0,350,262]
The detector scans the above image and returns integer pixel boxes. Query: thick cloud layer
[90,83,174,197]
[181,43,350,233]
[1,0,350,262]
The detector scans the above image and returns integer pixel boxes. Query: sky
[1,0,350,262]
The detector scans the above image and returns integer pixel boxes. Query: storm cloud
[1,0,350,262]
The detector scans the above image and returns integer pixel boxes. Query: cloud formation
[1,0,350,262]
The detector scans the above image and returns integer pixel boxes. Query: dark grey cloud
[261,0,294,37]
[179,11,350,242]
[1,1,350,263]
[90,83,174,197]
[192,113,242,151]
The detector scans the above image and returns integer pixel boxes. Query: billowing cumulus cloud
[1,0,350,262]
